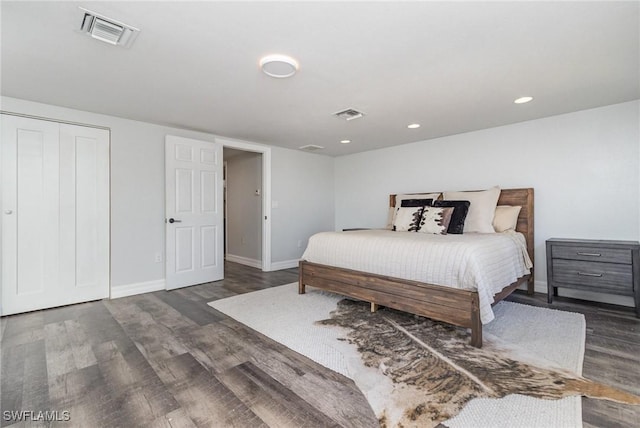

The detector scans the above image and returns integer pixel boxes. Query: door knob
[168,218,182,223]
[4,210,12,214]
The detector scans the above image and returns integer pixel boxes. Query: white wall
[225,151,263,264]
[1,96,335,293]
[5,95,636,306]
[335,101,640,305]
[271,146,335,266]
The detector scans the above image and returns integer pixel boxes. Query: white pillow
[391,193,441,227]
[493,205,522,232]
[443,186,501,233]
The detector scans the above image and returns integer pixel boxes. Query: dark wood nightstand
[546,238,640,317]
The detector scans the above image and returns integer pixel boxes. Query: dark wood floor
[507,291,640,428]
[1,262,638,427]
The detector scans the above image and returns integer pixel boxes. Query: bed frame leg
[470,295,482,348]
[370,302,379,312]
[527,274,535,295]
[470,325,482,348]
[298,261,306,294]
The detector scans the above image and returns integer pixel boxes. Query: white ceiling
[2,1,638,156]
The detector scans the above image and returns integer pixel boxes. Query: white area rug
[209,283,586,427]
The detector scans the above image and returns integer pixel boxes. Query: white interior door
[165,135,224,290]
[1,115,110,316]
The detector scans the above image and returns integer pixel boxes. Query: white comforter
[301,230,532,324]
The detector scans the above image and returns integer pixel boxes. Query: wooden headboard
[390,188,535,285]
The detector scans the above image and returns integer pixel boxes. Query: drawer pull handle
[577,272,603,278]
[577,252,601,257]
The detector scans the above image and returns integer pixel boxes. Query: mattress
[301,229,532,324]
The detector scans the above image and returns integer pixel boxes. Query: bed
[298,188,534,348]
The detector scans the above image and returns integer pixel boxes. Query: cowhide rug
[317,299,640,428]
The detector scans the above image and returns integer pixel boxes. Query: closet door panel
[17,125,60,297]
[59,124,110,302]
[1,116,60,314]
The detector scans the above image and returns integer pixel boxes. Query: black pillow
[400,198,433,208]
[431,200,470,234]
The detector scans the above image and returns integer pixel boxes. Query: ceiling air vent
[299,144,325,152]
[333,108,365,121]
[78,8,140,48]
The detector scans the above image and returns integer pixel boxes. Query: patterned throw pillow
[393,207,423,232]
[391,193,441,228]
[417,206,454,234]
[431,200,470,234]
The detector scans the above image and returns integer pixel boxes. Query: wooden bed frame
[298,188,534,348]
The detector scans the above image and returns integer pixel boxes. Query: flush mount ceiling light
[514,96,534,104]
[340,139,352,144]
[407,123,421,129]
[260,54,299,78]
[78,7,139,48]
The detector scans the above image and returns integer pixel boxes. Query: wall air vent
[299,145,325,151]
[78,7,140,48]
[333,108,365,121]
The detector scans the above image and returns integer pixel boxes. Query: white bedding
[301,230,532,324]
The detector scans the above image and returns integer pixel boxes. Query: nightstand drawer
[551,245,632,264]
[552,259,633,292]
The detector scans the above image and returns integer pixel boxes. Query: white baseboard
[269,259,300,271]
[534,280,547,294]
[110,279,165,299]
[226,254,262,269]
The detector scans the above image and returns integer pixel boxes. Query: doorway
[219,138,271,271]
[223,148,263,268]
[163,136,272,291]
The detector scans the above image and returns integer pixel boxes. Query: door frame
[217,137,272,272]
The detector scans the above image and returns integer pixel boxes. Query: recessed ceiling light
[260,54,299,78]
[340,139,351,144]
[514,96,533,104]
[407,123,421,129]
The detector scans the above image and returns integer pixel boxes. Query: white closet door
[1,115,109,315]
[59,123,110,303]
[165,135,224,290]
[1,116,61,315]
